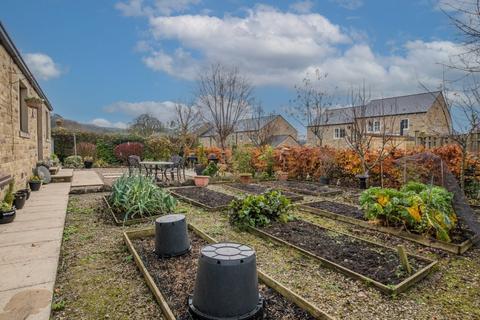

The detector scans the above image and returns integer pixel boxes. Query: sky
[0,0,468,134]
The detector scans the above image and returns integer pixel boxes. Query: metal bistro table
[140,161,174,182]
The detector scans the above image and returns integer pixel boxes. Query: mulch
[227,183,303,201]
[169,187,235,209]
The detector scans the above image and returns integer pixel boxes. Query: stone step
[50,169,73,183]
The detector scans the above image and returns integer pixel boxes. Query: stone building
[198,114,299,148]
[307,91,452,149]
[0,22,53,193]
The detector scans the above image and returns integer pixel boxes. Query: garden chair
[127,155,142,176]
[169,155,185,182]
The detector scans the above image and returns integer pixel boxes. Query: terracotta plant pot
[239,173,252,184]
[194,176,210,187]
[276,171,288,181]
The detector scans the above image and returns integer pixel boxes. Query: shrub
[93,159,109,168]
[3,180,14,208]
[114,142,144,163]
[63,155,83,168]
[77,142,96,158]
[229,190,294,230]
[144,135,174,160]
[202,162,219,177]
[96,140,117,164]
[110,174,177,221]
[360,182,457,242]
[232,147,255,175]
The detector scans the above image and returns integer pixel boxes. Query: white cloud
[289,1,314,13]
[115,0,200,17]
[104,100,179,122]
[330,0,364,10]
[91,118,128,129]
[24,53,61,80]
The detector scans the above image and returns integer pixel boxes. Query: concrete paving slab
[0,283,53,320]
[0,227,63,247]
[0,219,64,233]
[0,257,58,292]
[71,170,103,187]
[0,240,59,266]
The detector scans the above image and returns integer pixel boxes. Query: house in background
[0,22,53,193]
[198,114,299,148]
[307,91,452,149]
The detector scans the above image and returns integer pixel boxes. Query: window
[334,128,346,139]
[19,82,28,133]
[367,120,380,133]
[400,119,409,136]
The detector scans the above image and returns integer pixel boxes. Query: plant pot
[319,176,330,185]
[84,160,93,169]
[277,171,288,181]
[239,173,252,184]
[14,193,26,210]
[357,175,368,189]
[0,208,16,224]
[195,164,206,176]
[155,214,191,257]
[29,181,42,191]
[194,176,210,187]
[17,189,30,200]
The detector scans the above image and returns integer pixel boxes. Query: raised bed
[225,183,304,202]
[123,224,334,320]
[265,180,342,197]
[299,200,477,254]
[251,220,437,295]
[169,186,235,210]
[102,195,163,226]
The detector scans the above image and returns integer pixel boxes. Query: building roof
[314,91,443,126]
[199,114,279,137]
[267,134,298,147]
[0,22,53,111]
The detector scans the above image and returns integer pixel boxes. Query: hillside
[51,114,125,133]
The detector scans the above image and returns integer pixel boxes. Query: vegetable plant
[202,162,219,177]
[360,182,457,242]
[229,190,294,230]
[110,174,176,221]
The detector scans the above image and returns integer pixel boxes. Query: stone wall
[0,44,51,196]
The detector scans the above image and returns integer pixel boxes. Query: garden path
[71,170,103,188]
[0,182,70,320]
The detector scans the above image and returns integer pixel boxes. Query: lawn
[52,183,480,320]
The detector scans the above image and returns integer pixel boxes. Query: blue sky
[0,0,463,133]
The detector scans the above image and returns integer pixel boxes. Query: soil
[261,220,428,285]
[227,183,303,201]
[133,232,315,320]
[303,200,475,244]
[170,187,235,209]
[266,180,338,196]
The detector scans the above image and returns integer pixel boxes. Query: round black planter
[358,176,368,189]
[17,189,31,200]
[29,181,42,191]
[84,160,93,169]
[0,208,16,224]
[195,164,206,176]
[14,193,26,210]
[319,176,330,185]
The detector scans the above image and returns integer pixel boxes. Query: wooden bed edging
[298,203,476,254]
[248,225,438,295]
[124,224,335,320]
[102,195,161,226]
[222,184,304,202]
[167,188,232,211]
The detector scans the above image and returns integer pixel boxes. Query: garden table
[140,161,174,182]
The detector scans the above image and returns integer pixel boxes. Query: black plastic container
[0,208,16,224]
[29,181,42,191]
[155,214,191,257]
[189,242,263,319]
[84,160,93,169]
[17,188,31,200]
[14,193,26,210]
[319,176,330,185]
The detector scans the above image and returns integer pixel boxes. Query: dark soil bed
[132,232,315,320]
[266,180,339,196]
[169,187,235,209]
[227,183,303,201]
[261,220,428,285]
[303,200,474,244]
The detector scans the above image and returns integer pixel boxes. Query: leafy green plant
[360,182,457,242]
[3,180,14,208]
[0,201,11,212]
[93,159,109,168]
[202,162,219,177]
[233,147,254,174]
[110,174,177,221]
[29,175,42,182]
[96,140,117,164]
[64,155,83,168]
[229,190,294,230]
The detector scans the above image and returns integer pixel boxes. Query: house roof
[0,22,53,111]
[199,114,279,137]
[267,134,298,147]
[313,91,443,126]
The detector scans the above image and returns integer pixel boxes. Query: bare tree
[171,102,202,151]
[129,113,166,137]
[244,102,276,147]
[344,83,399,180]
[196,63,253,150]
[290,70,336,146]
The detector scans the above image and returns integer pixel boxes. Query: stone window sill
[19,131,30,139]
